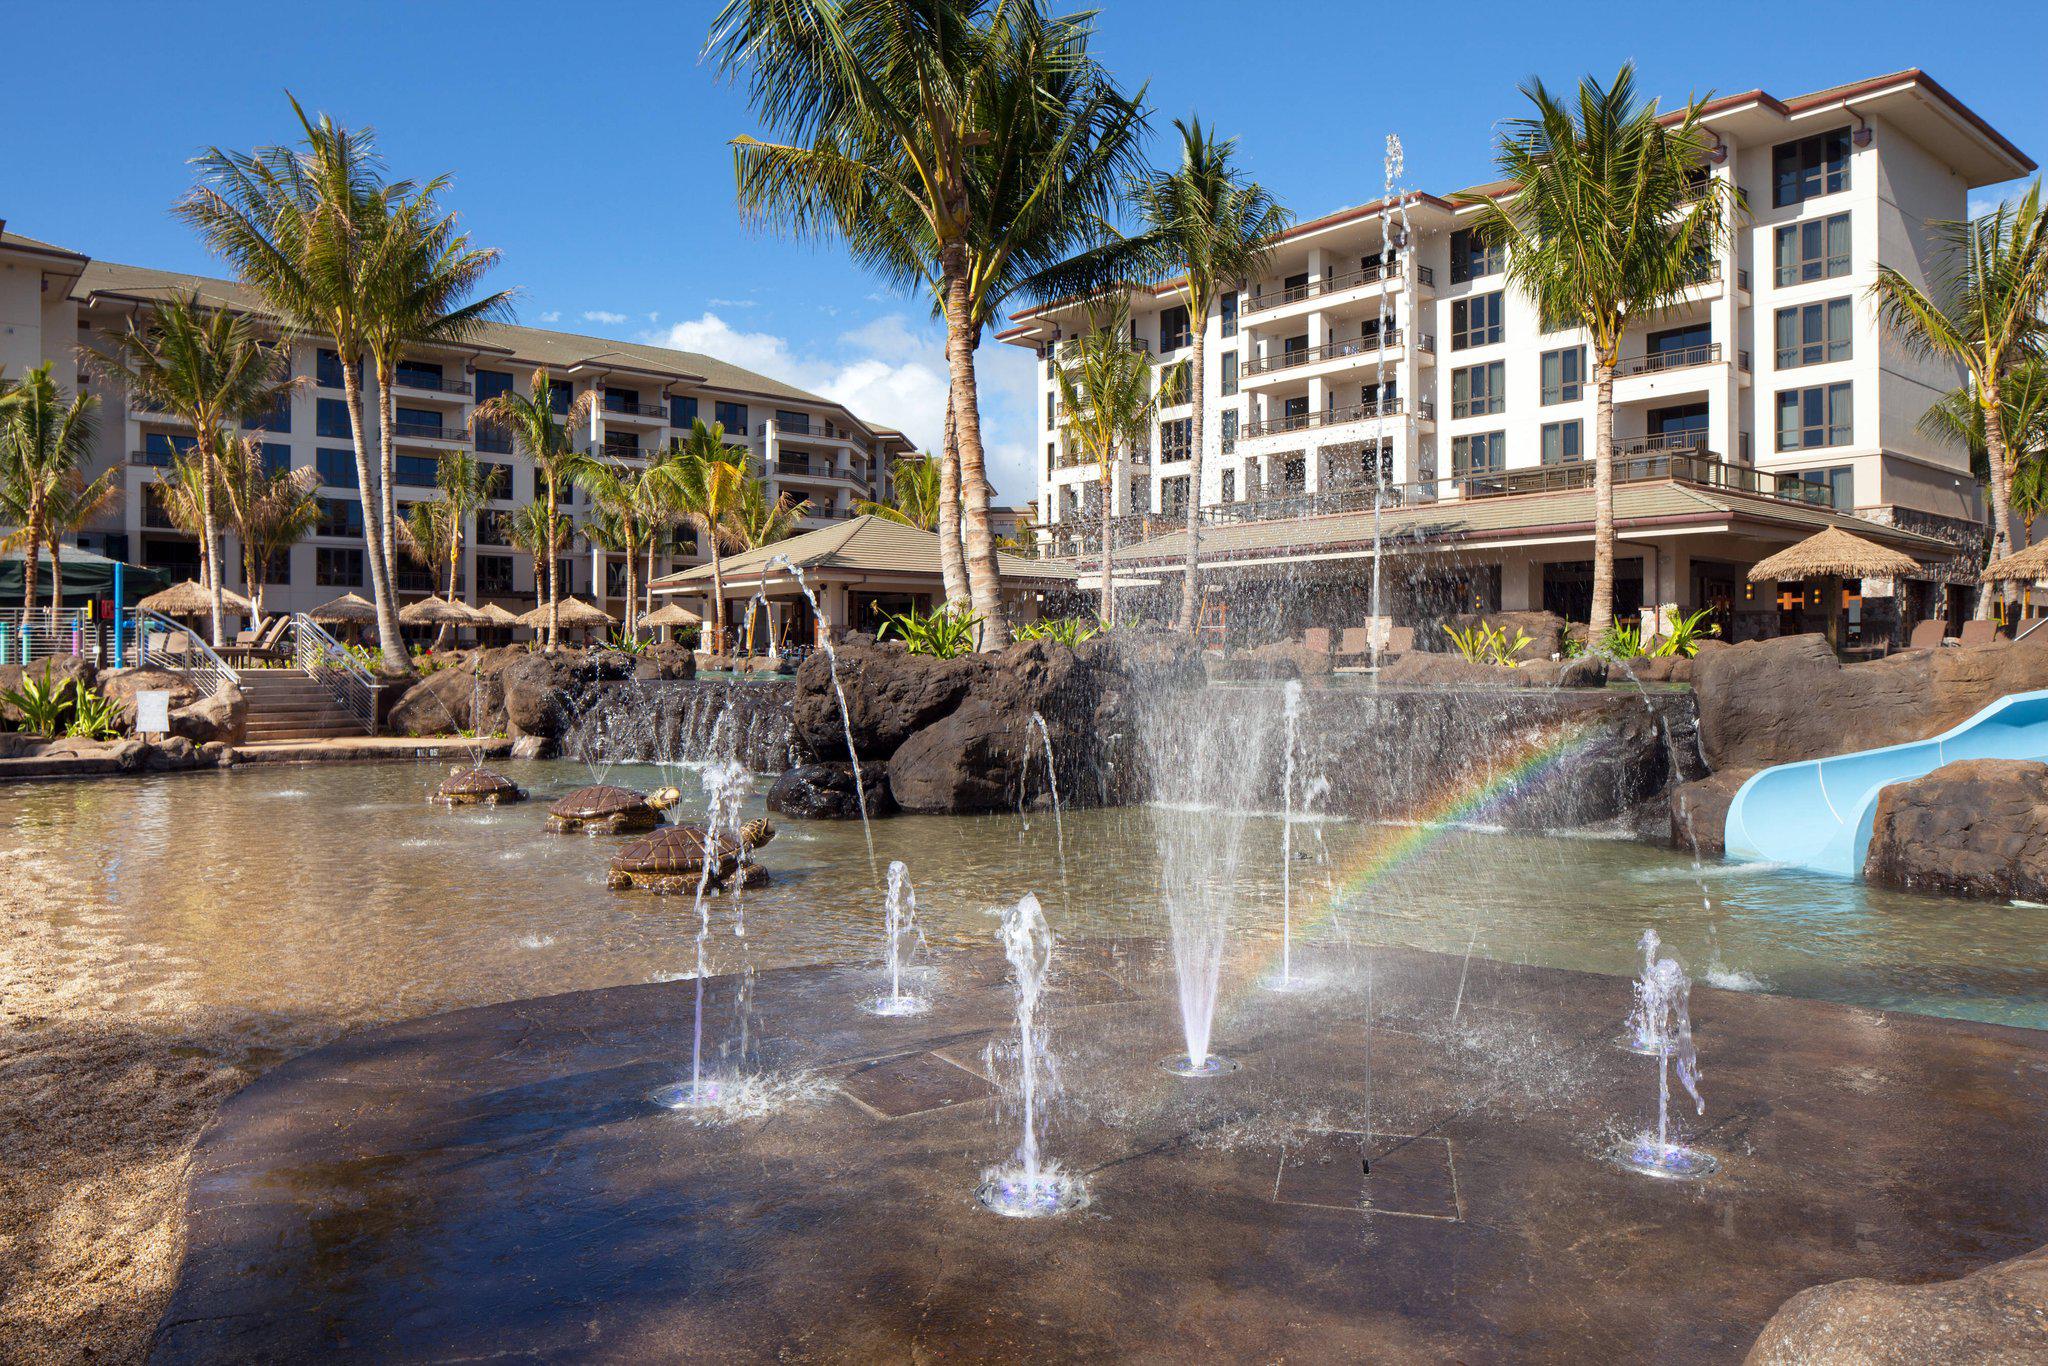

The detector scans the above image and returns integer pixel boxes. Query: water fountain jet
[651,755,750,1111]
[861,860,928,1017]
[1611,938,1717,1180]
[976,893,1086,1217]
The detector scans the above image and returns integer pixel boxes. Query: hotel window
[1220,409,1238,454]
[1450,431,1506,476]
[1160,475,1190,516]
[315,547,363,586]
[670,394,698,428]
[261,548,291,587]
[476,553,515,596]
[1451,291,1504,350]
[1159,304,1191,353]
[259,443,291,477]
[715,400,748,434]
[547,380,573,415]
[478,462,514,500]
[315,448,358,488]
[1221,292,1238,339]
[776,408,810,434]
[1160,360,1192,407]
[1776,382,1853,451]
[243,391,291,433]
[1540,347,1584,405]
[1160,418,1192,463]
[1221,468,1236,502]
[142,431,196,467]
[1221,351,1239,397]
[1046,441,1055,475]
[315,349,356,390]
[396,358,445,391]
[1046,390,1056,429]
[475,370,515,452]
[1540,420,1583,464]
[475,509,513,547]
[1774,297,1853,369]
[316,397,352,438]
[1774,213,1852,287]
[1772,128,1851,208]
[1450,362,1505,419]
[393,405,444,438]
[1794,465,1855,511]
[603,432,641,459]
[316,497,364,538]
[395,453,439,487]
[1449,227,1505,284]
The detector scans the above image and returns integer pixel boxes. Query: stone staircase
[238,668,370,743]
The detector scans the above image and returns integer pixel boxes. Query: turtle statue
[646,785,684,812]
[430,766,527,806]
[546,784,665,833]
[606,818,776,894]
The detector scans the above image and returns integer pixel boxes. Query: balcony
[1243,330,1407,378]
[1618,342,1721,377]
[389,419,464,444]
[1055,336,1150,360]
[600,398,668,423]
[1240,396,1431,442]
[1244,260,1434,317]
[393,372,472,397]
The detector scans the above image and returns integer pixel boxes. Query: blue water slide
[1724,688,2048,878]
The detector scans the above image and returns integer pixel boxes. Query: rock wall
[561,677,799,775]
[1863,759,2048,902]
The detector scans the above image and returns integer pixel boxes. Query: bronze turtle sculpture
[606,818,776,893]
[430,766,527,806]
[546,784,665,833]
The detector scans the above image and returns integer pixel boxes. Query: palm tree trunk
[623,534,637,637]
[544,473,561,652]
[1590,355,1618,640]
[1178,318,1208,634]
[936,394,970,611]
[198,434,227,648]
[244,541,262,634]
[1980,378,2016,622]
[21,506,43,626]
[1100,449,1118,623]
[941,254,1007,647]
[47,535,62,619]
[644,537,656,625]
[376,366,399,591]
[709,543,727,658]
[341,362,408,671]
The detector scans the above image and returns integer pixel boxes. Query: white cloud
[646,310,1041,503]
[537,309,561,324]
[583,309,629,325]
[1968,179,2031,219]
[707,297,757,309]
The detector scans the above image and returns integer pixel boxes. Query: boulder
[169,685,246,746]
[100,666,202,730]
[0,733,50,759]
[1864,759,2048,901]
[1746,1242,2048,1364]
[509,735,548,760]
[766,761,893,820]
[1379,651,1604,689]
[1209,640,1333,681]
[635,644,697,681]
[887,697,1031,814]
[501,652,596,739]
[388,666,505,737]
[144,735,198,770]
[791,640,989,762]
[1618,654,1692,685]
[0,655,99,724]
[1668,768,1756,858]
[199,741,234,768]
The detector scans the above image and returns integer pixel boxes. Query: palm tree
[359,193,513,587]
[84,295,295,644]
[0,365,100,619]
[469,367,591,650]
[575,459,669,635]
[217,437,320,624]
[712,0,1146,646]
[856,453,943,529]
[1873,182,2048,617]
[730,477,811,550]
[400,498,458,641]
[149,451,217,585]
[508,501,567,629]
[1461,65,1734,639]
[33,468,122,616]
[179,95,415,670]
[663,418,749,654]
[434,451,506,604]
[1054,311,1156,620]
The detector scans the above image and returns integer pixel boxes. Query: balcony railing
[1618,342,1721,376]
[601,398,665,419]
[1243,330,1403,377]
[390,419,461,442]
[1056,336,1150,360]
[394,372,472,396]
[1241,396,1429,440]
[1245,260,1434,314]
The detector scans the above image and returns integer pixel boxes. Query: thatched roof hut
[308,591,379,624]
[399,595,484,626]
[518,597,615,630]
[641,602,703,629]
[138,579,252,616]
[1979,540,2048,583]
[475,602,523,627]
[1747,527,1919,583]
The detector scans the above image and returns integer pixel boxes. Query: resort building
[0,225,916,621]
[1001,70,2034,644]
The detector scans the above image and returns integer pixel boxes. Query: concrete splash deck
[153,944,2048,1362]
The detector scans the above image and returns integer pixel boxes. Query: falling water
[1022,711,1067,883]
[652,754,749,1111]
[976,893,1086,1217]
[862,860,928,1016]
[1619,928,1664,1054]
[1613,936,1717,1180]
[1265,680,1311,992]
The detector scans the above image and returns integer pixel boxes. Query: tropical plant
[1,674,75,736]
[712,0,1147,645]
[0,365,106,616]
[470,367,592,650]
[1648,607,1719,658]
[728,477,810,551]
[855,453,943,530]
[85,293,296,645]
[1597,621,1646,659]
[66,683,123,740]
[179,96,412,668]
[1460,64,1735,639]
[1442,621,1532,668]
[506,500,568,629]
[400,498,457,593]
[1053,307,1156,622]
[32,467,121,617]
[1015,615,1100,646]
[661,419,748,653]
[217,435,320,625]
[575,458,672,635]
[877,604,984,658]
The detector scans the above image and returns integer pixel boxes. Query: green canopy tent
[0,547,168,609]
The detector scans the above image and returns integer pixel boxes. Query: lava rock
[169,684,246,746]
[767,761,893,820]
[887,696,1032,814]
[1746,1241,2048,1364]
[0,655,100,724]
[1438,610,1567,660]
[100,666,202,730]
[634,644,697,681]
[791,640,989,762]
[1208,640,1332,681]
[144,735,199,770]
[389,666,503,737]
[1667,768,1756,857]
[1863,759,2048,901]
[501,652,596,738]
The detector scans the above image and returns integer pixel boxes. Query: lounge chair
[1382,624,1415,662]
[1906,619,1950,650]
[224,616,293,666]
[1302,627,1333,658]
[1333,627,1373,667]
[1959,619,2009,648]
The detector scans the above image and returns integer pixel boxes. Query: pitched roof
[654,514,1074,587]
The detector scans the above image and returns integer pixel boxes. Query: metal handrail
[0,608,97,665]
[135,609,240,697]
[1243,330,1402,376]
[1618,342,1722,376]
[291,613,377,733]
[1245,259,1432,314]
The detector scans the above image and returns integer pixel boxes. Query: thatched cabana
[1979,541,2048,584]
[641,601,702,643]
[1749,527,1919,651]
[138,580,252,618]
[518,597,615,639]
[308,591,378,626]
[399,595,484,626]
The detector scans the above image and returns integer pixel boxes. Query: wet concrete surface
[151,943,2048,1363]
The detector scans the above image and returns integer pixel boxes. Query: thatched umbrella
[308,591,378,626]
[472,601,522,645]
[518,597,616,641]
[139,579,252,618]
[399,595,484,626]
[642,601,702,644]
[1749,527,1919,651]
[1979,540,2048,584]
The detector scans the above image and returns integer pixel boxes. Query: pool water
[6,758,2046,1069]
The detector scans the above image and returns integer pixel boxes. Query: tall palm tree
[85,295,295,644]
[33,468,122,616]
[711,0,1146,646]
[856,453,943,529]
[662,418,748,654]
[1874,182,2048,616]
[730,477,811,550]
[217,437,320,624]
[1054,311,1156,620]
[470,367,592,650]
[149,451,217,586]
[434,450,506,604]
[399,497,457,629]
[0,365,100,619]
[178,95,415,670]
[575,459,671,635]
[508,501,567,629]
[1461,65,1734,639]
[359,193,513,587]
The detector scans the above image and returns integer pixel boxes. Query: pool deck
[151,942,2048,1362]
[0,733,511,782]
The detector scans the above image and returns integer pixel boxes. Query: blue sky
[5,0,2042,501]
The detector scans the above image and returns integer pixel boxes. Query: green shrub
[1,674,75,736]
[1598,622,1645,659]
[1016,616,1102,646]
[877,606,984,658]
[1649,608,1719,658]
[1442,621,1532,668]
[66,683,123,740]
